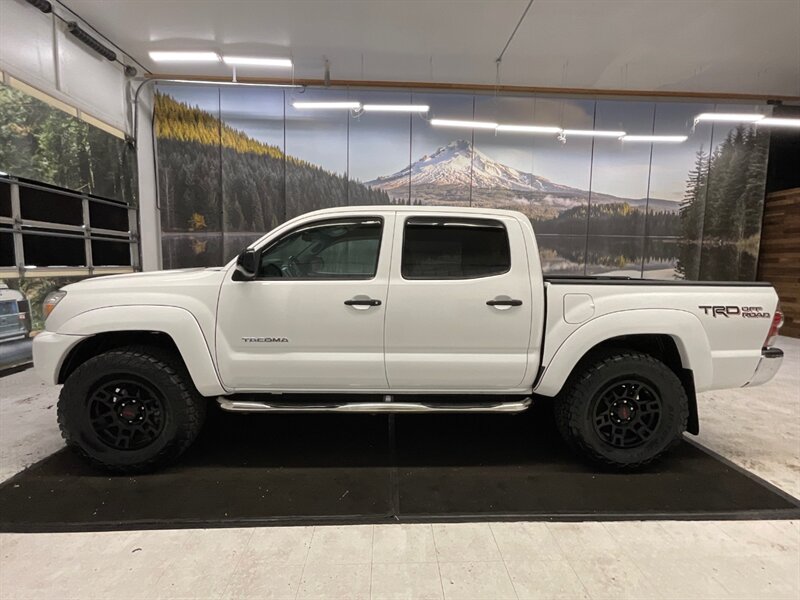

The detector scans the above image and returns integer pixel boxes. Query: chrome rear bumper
[745,347,783,387]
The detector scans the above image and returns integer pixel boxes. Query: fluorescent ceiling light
[694,113,764,123]
[293,101,361,110]
[149,51,220,62]
[756,117,800,128]
[362,104,430,112]
[496,124,562,134]
[562,129,626,138]
[622,135,688,143]
[222,56,292,67]
[431,118,498,129]
[166,79,303,88]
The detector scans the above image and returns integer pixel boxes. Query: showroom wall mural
[155,84,771,280]
[0,82,137,204]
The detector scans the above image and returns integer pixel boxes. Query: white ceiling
[61,0,800,97]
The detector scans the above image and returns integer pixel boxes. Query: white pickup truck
[33,206,784,473]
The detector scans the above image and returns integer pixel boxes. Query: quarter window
[258,217,382,279]
[401,217,511,279]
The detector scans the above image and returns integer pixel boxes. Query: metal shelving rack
[0,175,139,278]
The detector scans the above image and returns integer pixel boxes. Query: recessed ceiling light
[496,124,562,134]
[222,56,292,67]
[562,129,626,138]
[362,104,430,113]
[149,51,220,62]
[694,113,764,123]
[756,117,800,128]
[622,135,688,143]
[293,101,361,110]
[431,118,498,129]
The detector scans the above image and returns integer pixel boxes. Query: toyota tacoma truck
[33,206,785,473]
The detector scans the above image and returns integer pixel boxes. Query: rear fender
[534,309,712,397]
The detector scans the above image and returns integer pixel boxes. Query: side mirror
[233,249,258,281]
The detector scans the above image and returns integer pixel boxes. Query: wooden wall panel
[757,188,800,338]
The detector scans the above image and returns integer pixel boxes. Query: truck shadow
[183,398,581,471]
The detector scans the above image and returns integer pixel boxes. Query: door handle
[344,298,382,307]
[486,299,522,307]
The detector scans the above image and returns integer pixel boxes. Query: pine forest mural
[0,82,136,204]
[154,85,770,280]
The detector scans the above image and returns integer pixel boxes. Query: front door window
[258,218,383,279]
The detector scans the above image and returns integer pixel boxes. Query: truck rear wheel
[554,351,688,470]
[57,346,206,473]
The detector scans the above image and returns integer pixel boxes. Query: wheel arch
[535,310,711,433]
[55,306,226,396]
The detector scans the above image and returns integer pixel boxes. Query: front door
[216,214,392,391]
[384,213,533,390]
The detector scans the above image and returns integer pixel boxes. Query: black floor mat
[1,401,797,532]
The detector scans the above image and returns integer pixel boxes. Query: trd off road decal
[698,305,771,319]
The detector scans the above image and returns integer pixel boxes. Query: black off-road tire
[57,346,207,474]
[554,351,689,470]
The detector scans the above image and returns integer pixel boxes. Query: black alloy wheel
[58,346,207,473]
[88,377,166,451]
[554,350,689,470]
[591,379,662,449]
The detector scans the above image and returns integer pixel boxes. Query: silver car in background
[0,284,29,343]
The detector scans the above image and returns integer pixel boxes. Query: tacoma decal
[242,337,289,343]
[699,305,771,319]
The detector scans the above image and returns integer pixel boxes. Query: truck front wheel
[57,346,207,473]
[554,351,689,470]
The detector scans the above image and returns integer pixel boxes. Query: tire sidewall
[59,352,190,469]
[568,355,687,467]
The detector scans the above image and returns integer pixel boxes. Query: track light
[24,0,52,13]
[622,135,688,143]
[67,22,117,62]
[431,119,498,129]
[693,113,764,124]
[362,105,430,113]
[293,101,361,110]
[562,129,626,138]
[756,118,800,128]
[222,56,293,68]
[496,124,562,134]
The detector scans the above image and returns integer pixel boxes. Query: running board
[217,397,532,414]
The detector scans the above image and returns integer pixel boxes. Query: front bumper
[32,330,86,385]
[745,347,784,387]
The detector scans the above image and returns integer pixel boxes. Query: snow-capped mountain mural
[366,140,679,218]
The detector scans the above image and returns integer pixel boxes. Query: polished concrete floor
[1,337,798,599]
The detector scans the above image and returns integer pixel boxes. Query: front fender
[534,309,713,397]
[56,305,226,396]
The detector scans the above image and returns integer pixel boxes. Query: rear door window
[401,217,511,279]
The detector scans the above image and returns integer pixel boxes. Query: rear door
[384,213,533,390]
